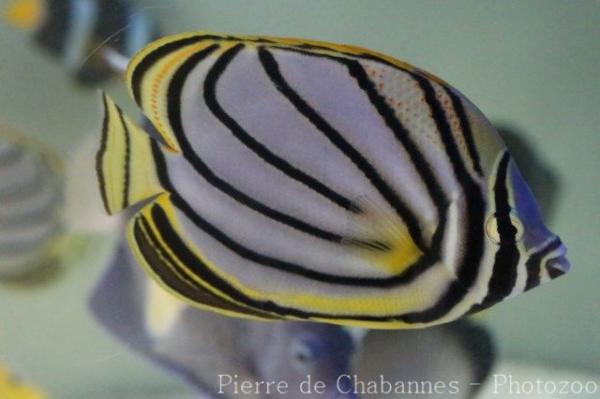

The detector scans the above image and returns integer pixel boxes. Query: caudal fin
[96,92,164,215]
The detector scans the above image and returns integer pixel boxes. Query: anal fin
[127,195,279,322]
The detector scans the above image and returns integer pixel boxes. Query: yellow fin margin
[124,194,451,329]
[126,193,279,322]
[124,31,449,110]
[96,92,164,215]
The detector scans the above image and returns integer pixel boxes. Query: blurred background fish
[5,0,160,85]
[0,126,118,286]
[0,361,47,399]
[90,237,496,398]
[89,239,357,399]
[355,321,495,398]
[0,129,64,284]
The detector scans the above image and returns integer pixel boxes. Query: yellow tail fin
[96,92,164,215]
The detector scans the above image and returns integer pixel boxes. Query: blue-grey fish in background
[89,240,357,398]
[90,239,496,398]
[355,321,495,398]
[0,131,64,283]
[5,0,160,85]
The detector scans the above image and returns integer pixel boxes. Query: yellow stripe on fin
[96,92,164,215]
[126,194,280,322]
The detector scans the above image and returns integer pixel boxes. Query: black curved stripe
[472,152,519,312]
[342,61,447,208]
[281,43,416,76]
[153,143,456,323]
[130,35,278,105]
[444,87,483,176]
[258,47,426,251]
[264,47,490,323]
[387,75,486,323]
[134,214,276,319]
[525,237,562,290]
[204,45,360,214]
[151,140,443,287]
[148,200,467,324]
[131,36,206,105]
[413,75,485,286]
[271,47,452,260]
[96,93,111,213]
[172,189,438,286]
[116,108,132,209]
[135,214,200,291]
[166,45,349,244]
[148,202,311,318]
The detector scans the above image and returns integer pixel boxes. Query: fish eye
[485,212,524,244]
[290,341,316,370]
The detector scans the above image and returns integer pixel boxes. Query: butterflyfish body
[96,33,570,329]
[6,0,159,85]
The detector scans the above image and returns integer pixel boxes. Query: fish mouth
[545,245,571,278]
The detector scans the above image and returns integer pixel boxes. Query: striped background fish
[6,0,160,85]
[0,131,64,281]
[96,32,570,329]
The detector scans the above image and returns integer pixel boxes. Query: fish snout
[546,254,571,278]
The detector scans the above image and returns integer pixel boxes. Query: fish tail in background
[100,47,130,76]
[73,0,161,85]
[96,92,164,215]
[5,0,160,85]
[452,320,496,397]
[356,321,496,398]
[145,276,187,340]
